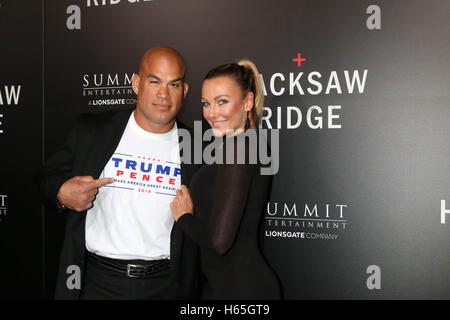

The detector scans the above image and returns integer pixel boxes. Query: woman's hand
[170,185,194,221]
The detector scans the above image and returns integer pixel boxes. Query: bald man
[39,47,200,300]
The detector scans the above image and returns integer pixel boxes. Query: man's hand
[170,185,194,221]
[56,176,114,212]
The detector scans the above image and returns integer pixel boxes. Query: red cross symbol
[292,52,306,67]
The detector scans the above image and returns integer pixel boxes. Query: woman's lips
[211,120,226,127]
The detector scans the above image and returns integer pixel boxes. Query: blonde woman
[171,60,281,299]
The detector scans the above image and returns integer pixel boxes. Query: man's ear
[183,82,189,99]
[132,73,140,95]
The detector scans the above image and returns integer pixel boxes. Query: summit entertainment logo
[82,73,136,107]
[265,202,348,240]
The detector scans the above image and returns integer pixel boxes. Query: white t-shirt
[85,112,181,260]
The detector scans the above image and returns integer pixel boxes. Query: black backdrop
[1,0,449,299]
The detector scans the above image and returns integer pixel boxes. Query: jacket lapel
[91,109,134,178]
[170,120,190,258]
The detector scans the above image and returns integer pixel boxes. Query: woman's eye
[201,101,209,107]
[218,99,228,105]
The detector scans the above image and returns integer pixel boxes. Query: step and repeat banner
[0,0,43,298]
[1,0,449,299]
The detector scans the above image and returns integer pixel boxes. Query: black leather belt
[86,251,170,278]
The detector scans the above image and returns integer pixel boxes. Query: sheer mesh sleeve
[177,141,257,256]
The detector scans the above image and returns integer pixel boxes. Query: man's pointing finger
[94,177,115,188]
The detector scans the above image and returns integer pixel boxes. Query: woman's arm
[173,162,257,255]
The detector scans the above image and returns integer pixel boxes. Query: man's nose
[157,85,169,99]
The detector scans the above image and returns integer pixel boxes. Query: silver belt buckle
[127,264,146,277]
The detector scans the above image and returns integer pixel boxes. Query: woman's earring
[244,111,250,131]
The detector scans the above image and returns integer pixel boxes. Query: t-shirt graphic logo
[105,153,181,196]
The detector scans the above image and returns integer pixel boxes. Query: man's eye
[150,80,159,84]
[171,83,181,88]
